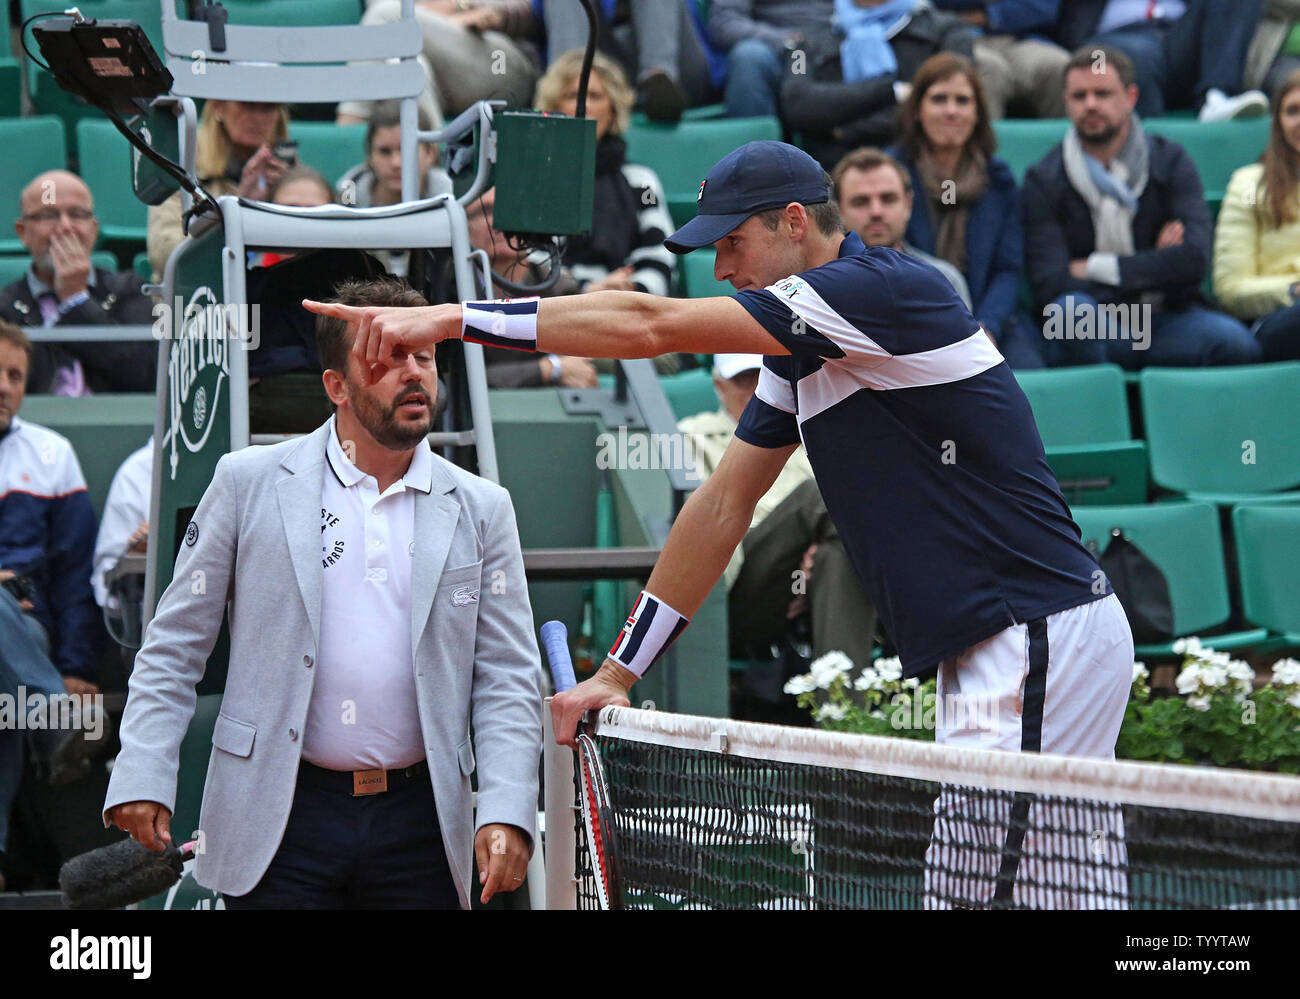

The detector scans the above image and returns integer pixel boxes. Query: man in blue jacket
[1022,46,1260,367]
[935,1,1069,117]
[0,322,105,889]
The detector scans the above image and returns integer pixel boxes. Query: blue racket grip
[541,620,577,693]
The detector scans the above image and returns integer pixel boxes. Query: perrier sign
[149,221,232,695]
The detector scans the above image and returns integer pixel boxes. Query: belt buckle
[352,768,388,796]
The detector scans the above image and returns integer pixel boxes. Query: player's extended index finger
[301,299,363,321]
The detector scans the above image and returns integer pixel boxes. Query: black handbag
[1089,527,1174,644]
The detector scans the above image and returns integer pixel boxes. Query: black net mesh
[571,736,1300,910]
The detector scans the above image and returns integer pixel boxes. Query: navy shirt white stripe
[733,232,1108,678]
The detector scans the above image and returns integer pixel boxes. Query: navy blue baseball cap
[664,140,831,254]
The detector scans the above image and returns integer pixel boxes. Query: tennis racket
[542,619,624,911]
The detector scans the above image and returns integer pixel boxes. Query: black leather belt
[296,758,429,795]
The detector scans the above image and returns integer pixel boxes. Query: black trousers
[222,764,460,910]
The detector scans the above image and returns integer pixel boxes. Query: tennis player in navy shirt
[305,141,1135,908]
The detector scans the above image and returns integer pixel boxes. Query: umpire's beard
[347,381,435,452]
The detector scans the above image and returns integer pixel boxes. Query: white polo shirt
[301,417,430,771]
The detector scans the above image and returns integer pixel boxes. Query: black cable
[575,0,599,119]
[472,191,567,295]
[19,10,67,72]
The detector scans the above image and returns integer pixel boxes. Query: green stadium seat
[992,119,1067,181]
[624,117,782,228]
[1139,363,1300,505]
[1143,118,1271,208]
[1232,504,1300,646]
[0,252,124,288]
[661,367,717,420]
[1071,502,1269,657]
[29,69,99,163]
[16,394,155,517]
[1014,364,1130,445]
[133,250,152,280]
[90,250,118,272]
[1046,442,1148,506]
[292,122,368,189]
[76,119,149,245]
[0,257,29,287]
[0,18,21,118]
[0,117,69,255]
[681,249,733,298]
[1014,364,1148,505]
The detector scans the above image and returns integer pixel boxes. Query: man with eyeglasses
[0,171,155,396]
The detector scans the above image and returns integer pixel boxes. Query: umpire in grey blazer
[103,276,542,909]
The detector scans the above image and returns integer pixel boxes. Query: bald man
[0,170,155,395]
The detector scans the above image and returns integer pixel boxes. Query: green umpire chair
[1072,502,1268,658]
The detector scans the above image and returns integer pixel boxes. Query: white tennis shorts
[923,593,1134,909]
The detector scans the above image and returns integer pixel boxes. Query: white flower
[783,673,817,696]
[1271,658,1300,687]
[815,702,848,722]
[903,676,919,689]
[1199,664,1229,690]
[1131,662,1149,685]
[1226,659,1255,693]
[809,651,854,689]
[1173,636,1203,656]
[873,656,903,683]
[853,668,883,692]
[1187,694,1212,712]
[1288,690,1300,711]
[1175,664,1202,695]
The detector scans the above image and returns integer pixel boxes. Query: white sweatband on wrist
[461,297,541,352]
[546,354,563,382]
[607,590,690,678]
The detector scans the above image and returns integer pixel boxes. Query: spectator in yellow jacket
[1214,67,1300,360]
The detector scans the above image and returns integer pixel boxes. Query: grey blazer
[103,422,542,907]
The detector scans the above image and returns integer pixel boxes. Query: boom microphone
[59,837,196,909]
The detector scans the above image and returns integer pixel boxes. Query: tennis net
[548,707,1300,910]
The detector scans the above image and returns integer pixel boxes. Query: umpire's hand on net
[550,660,635,748]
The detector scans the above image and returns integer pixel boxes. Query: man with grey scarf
[1022,45,1259,368]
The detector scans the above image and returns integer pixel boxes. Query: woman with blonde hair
[533,50,675,299]
[1214,67,1300,360]
[145,100,292,277]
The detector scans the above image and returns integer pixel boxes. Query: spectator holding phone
[146,101,292,278]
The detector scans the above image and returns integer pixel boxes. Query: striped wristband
[607,590,689,678]
[461,297,541,352]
